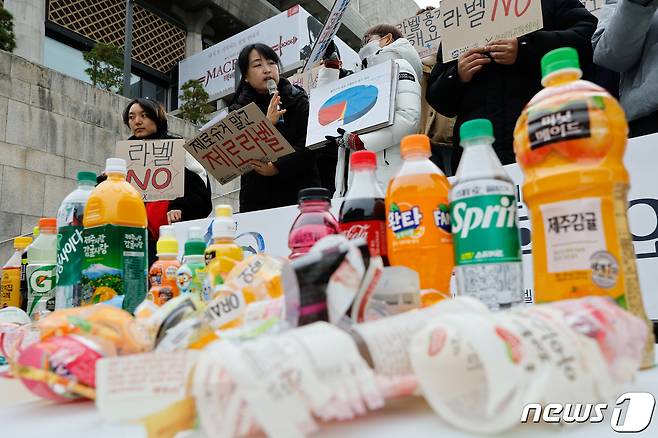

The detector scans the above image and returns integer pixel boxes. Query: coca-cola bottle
[288,188,340,259]
[339,151,389,265]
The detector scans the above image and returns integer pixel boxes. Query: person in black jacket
[121,98,212,265]
[230,43,320,212]
[426,0,597,167]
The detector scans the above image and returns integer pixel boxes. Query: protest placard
[115,139,186,202]
[439,0,543,62]
[302,0,353,72]
[306,60,398,148]
[183,103,296,185]
[288,66,322,93]
[397,9,442,60]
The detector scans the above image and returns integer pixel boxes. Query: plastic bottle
[450,119,523,310]
[339,151,389,264]
[81,158,148,313]
[147,225,181,306]
[1,236,32,309]
[26,218,58,319]
[513,47,655,367]
[205,205,243,299]
[386,134,453,306]
[177,227,207,301]
[288,188,340,259]
[55,171,96,309]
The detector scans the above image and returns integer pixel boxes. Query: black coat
[229,77,320,212]
[426,0,597,166]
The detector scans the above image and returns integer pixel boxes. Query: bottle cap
[14,236,33,249]
[105,158,127,175]
[541,47,580,79]
[212,204,237,239]
[400,134,430,158]
[350,150,377,170]
[460,119,495,145]
[77,171,97,183]
[185,226,206,256]
[33,226,39,238]
[298,188,331,203]
[38,218,57,234]
[157,225,178,255]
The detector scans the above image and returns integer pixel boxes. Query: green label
[81,225,147,313]
[27,264,56,317]
[451,194,521,265]
[57,226,84,286]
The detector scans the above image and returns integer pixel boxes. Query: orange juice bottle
[82,158,148,313]
[514,47,654,367]
[386,134,453,305]
[147,225,180,306]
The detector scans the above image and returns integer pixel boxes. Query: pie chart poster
[306,60,396,148]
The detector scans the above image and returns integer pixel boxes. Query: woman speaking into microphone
[230,43,320,213]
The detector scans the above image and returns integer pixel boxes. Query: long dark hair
[233,43,282,98]
[122,98,168,136]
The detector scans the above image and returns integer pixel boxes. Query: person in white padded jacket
[318,25,422,197]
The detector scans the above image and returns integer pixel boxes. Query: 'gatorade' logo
[29,267,55,295]
[452,196,516,239]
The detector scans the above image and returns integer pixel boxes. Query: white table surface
[2,356,657,438]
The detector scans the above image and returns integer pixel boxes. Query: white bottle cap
[105,158,127,175]
[187,226,204,241]
[212,204,237,239]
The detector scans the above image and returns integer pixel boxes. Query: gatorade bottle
[514,47,655,367]
[450,119,523,310]
[386,134,453,306]
[339,151,388,264]
[26,218,58,319]
[55,171,96,309]
[1,236,32,309]
[205,205,243,299]
[177,227,207,300]
[147,225,180,306]
[289,188,340,259]
[82,158,148,312]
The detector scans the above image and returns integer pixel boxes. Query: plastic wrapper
[409,296,648,434]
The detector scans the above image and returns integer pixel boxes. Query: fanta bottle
[386,134,453,305]
[514,47,654,367]
[147,225,180,306]
[82,158,148,313]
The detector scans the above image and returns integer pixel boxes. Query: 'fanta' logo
[434,204,451,233]
[388,203,423,238]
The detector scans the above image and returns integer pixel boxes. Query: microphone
[266,79,277,95]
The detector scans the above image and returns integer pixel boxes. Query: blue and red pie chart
[318,85,379,126]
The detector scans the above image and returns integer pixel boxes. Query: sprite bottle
[449,119,523,310]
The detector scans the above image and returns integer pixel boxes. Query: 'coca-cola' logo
[344,223,370,241]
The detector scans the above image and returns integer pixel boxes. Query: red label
[340,220,388,257]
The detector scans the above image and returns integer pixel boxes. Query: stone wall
[0,50,239,263]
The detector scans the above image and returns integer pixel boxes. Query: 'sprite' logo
[521,392,655,432]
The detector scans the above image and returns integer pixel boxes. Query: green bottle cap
[460,119,494,145]
[77,171,97,183]
[184,240,207,256]
[541,47,580,79]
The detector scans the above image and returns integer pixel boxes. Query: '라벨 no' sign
[183,103,296,185]
[440,0,543,62]
[115,139,186,202]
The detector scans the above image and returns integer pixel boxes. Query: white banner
[173,134,658,319]
[178,6,359,102]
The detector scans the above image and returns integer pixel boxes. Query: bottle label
[528,100,591,149]
[539,197,606,274]
[56,225,84,286]
[340,220,388,257]
[388,201,452,243]
[27,264,56,317]
[451,194,521,265]
[1,268,21,308]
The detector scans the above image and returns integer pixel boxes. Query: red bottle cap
[38,218,57,233]
[350,150,377,170]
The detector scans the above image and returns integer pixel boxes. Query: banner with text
[183,103,295,185]
[440,0,544,62]
[116,139,186,201]
[397,9,442,60]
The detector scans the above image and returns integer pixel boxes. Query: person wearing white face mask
[319,25,422,198]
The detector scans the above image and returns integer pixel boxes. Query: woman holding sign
[230,43,320,212]
[121,98,212,265]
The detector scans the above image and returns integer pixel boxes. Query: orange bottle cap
[400,134,431,158]
[38,218,57,233]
